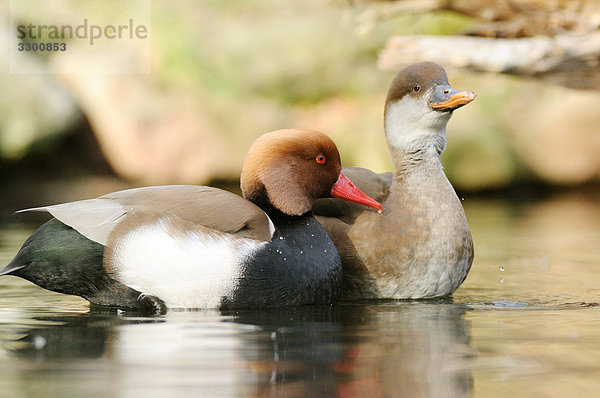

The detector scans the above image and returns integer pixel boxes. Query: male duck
[2,129,382,312]
[313,62,476,300]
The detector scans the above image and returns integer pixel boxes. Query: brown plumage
[385,62,449,111]
[241,129,343,216]
[314,62,476,300]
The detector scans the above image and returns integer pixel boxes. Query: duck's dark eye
[413,84,420,92]
[316,154,326,164]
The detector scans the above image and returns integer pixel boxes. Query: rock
[50,51,286,185]
[504,82,600,184]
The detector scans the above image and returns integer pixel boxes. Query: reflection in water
[227,304,471,397]
[457,192,600,306]
[334,303,472,398]
[2,193,600,397]
[13,314,117,360]
[1,303,472,398]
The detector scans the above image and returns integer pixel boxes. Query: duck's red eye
[316,154,326,164]
[413,84,420,92]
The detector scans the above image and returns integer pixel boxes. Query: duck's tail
[0,259,26,276]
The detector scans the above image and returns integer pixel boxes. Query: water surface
[1,192,599,397]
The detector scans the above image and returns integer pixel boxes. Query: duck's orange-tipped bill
[331,172,383,213]
[430,90,477,111]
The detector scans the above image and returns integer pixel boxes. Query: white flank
[110,218,265,308]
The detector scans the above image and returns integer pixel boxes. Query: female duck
[314,62,475,300]
[1,129,382,312]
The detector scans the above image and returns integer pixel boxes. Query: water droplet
[324,249,327,253]
[283,257,287,261]
[279,236,285,240]
[299,250,304,255]
[499,265,505,271]
[276,249,282,255]
[310,234,314,238]
[461,197,465,201]
[33,335,46,350]
[500,278,504,284]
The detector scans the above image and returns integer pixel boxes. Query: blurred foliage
[151,1,385,105]
[442,75,524,191]
[2,0,600,191]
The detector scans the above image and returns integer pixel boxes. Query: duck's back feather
[19,185,275,246]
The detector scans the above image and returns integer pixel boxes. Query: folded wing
[19,185,275,246]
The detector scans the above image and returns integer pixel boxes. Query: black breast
[222,212,342,308]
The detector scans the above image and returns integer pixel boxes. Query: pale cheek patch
[110,218,264,308]
[384,95,450,153]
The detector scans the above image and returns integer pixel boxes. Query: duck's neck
[386,135,447,181]
[389,144,445,179]
[260,206,313,230]
[383,102,450,173]
[263,206,299,222]
[383,113,450,185]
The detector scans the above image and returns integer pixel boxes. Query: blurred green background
[2,0,600,211]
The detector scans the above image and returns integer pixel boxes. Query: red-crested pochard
[1,129,382,312]
[313,62,476,300]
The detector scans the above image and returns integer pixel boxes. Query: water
[1,192,600,397]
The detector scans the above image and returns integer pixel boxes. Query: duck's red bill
[331,172,383,213]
